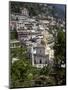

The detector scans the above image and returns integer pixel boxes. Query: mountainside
[10,2,66,19]
[48,4,66,19]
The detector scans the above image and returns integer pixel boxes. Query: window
[45,60,47,64]
[40,59,42,64]
[34,59,36,64]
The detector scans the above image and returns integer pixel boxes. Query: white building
[10,40,21,48]
[31,44,54,68]
[10,21,17,30]
[21,8,29,17]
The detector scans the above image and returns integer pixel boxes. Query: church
[31,38,54,68]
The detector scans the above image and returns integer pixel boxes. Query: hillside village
[10,5,65,68]
[9,2,66,88]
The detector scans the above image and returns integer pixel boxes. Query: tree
[10,28,18,40]
[10,46,40,88]
[53,30,66,85]
[10,59,32,88]
[40,65,51,76]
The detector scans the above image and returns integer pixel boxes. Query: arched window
[40,59,42,64]
[45,60,47,64]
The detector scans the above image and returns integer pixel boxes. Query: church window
[40,59,42,64]
[34,59,36,64]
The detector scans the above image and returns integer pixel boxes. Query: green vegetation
[10,28,18,40]
[10,30,66,88]
[53,30,66,85]
[10,2,50,17]
[10,46,54,88]
[10,2,41,16]
[10,2,66,88]
[10,1,65,19]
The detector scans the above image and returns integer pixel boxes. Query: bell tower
[20,7,29,17]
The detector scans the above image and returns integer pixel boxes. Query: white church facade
[31,44,54,68]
